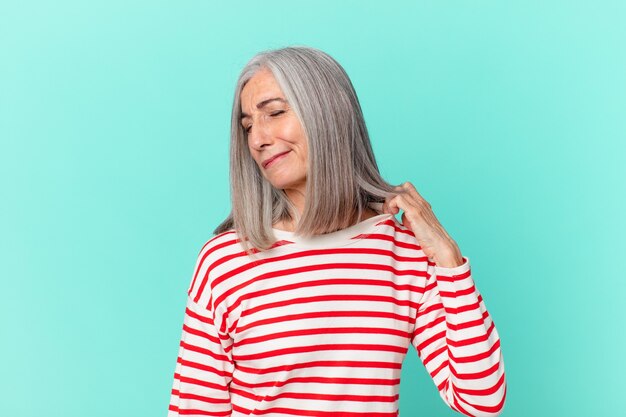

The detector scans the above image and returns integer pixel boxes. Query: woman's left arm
[415,257,507,417]
[384,182,507,417]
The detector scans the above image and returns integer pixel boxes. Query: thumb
[401,211,412,228]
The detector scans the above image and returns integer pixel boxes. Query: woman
[168,46,506,417]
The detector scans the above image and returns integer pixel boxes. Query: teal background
[1,1,624,416]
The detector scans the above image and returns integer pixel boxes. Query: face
[240,68,308,196]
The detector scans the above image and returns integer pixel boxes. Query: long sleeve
[168,295,235,416]
[411,256,506,417]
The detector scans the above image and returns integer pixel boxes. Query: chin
[266,177,304,191]
[268,181,293,190]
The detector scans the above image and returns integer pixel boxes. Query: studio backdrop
[1,1,624,416]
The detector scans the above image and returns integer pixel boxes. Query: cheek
[282,118,306,140]
[247,147,262,167]
[281,122,298,139]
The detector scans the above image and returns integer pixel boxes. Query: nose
[247,121,273,151]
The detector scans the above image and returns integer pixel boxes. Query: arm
[168,295,235,416]
[412,256,506,417]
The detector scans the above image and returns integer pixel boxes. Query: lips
[263,151,290,168]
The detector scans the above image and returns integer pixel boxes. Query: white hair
[213,45,401,257]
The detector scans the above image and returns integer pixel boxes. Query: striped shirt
[168,211,506,417]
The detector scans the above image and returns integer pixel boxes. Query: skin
[382,183,464,268]
[240,68,464,268]
[241,67,308,214]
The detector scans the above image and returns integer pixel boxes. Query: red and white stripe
[168,215,506,416]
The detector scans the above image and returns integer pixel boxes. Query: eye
[243,110,284,134]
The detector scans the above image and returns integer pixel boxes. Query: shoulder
[198,229,240,260]
[376,215,425,256]
[186,228,243,303]
[374,214,415,240]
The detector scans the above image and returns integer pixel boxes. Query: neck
[284,188,306,218]
[274,198,380,232]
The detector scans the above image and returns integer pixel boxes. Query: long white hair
[213,45,401,257]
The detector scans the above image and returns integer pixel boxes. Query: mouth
[263,151,290,168]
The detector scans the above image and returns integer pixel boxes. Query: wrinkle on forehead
[240,68,285,116]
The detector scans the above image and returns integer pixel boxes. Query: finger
[402,181,431,209]
[384,195,400,215]
[387,183,421,215]
[401,181,421,199]
[384,186,403,213]
[387,199,400,214]
[388,193,410,215]
[401,211,413,228]
[394,185,420,208]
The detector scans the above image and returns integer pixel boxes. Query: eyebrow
[240,97,287,120]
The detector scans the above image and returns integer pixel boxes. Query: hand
[382,182,464,268]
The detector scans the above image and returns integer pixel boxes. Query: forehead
[240,69,284,106]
